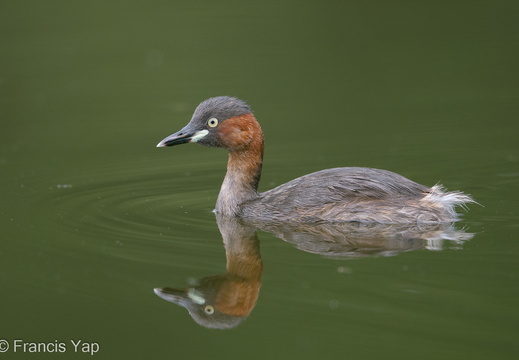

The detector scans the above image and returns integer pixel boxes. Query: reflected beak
[154,287,191,307]
[156,124,209,147]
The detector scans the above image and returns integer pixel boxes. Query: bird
[157,96,474,224]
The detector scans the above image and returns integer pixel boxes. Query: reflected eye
[208,118,219,127]
[203,305,215,315]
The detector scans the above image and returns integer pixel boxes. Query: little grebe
[157,96,474,223]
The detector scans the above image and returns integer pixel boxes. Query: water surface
[1,1,518,359]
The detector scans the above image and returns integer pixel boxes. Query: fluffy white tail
[423,185,476,221]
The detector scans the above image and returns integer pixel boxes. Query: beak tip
[157,128,196,148]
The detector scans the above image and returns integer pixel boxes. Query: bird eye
[203,305,215,315]
[208,118,219,127]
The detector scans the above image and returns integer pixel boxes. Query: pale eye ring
[203,305,215,315]
[208,118,219,127]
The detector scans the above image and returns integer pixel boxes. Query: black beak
[156,127,194,147]
[154,287,191,307]
[157,122,210,147]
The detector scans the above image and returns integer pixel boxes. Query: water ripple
[38,154,226,263]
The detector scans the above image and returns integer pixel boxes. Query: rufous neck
[228,144,263,190]
[216,115,264,216]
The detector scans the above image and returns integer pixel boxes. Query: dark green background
[1,1,518,359]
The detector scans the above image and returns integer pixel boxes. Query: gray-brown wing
[258,167,430,208]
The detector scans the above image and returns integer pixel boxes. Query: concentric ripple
[36,153,228,263]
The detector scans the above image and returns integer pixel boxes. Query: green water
[1,1,518,359]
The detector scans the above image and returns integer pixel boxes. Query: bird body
[157,96,473,224]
